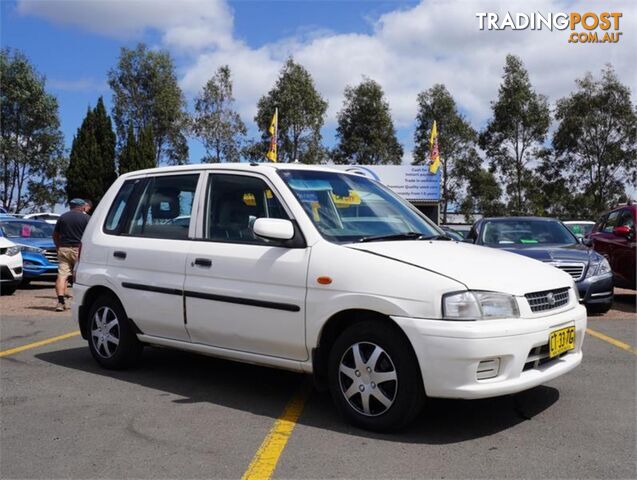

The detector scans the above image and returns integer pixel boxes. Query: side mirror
[252,218,294,241]
[582,236,593,247]
[613,225,632,237]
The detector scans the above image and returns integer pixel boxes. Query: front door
[184,172,309,361]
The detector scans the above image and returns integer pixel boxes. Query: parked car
[589,204,636,290]
[23,212,60,225]
[465,217,613,313]
[0,236,23,295]
[439,225,464,241]
[0,219,58,283]
[563,221,595,241]
[74,164,586,432]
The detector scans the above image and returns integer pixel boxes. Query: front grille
[44,248,58,264]
[525,287,570,312]
[523,343,568,371]
[551,262,586,281]
[0,248,6,255]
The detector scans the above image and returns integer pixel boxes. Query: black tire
[327,320,425,432]
[1,285,17,296]
[586,303,611,315]
[87,293,142,369]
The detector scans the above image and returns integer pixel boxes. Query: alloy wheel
[338,341,398,417]
[91,306,120,359]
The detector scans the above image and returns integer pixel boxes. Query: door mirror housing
[252,218,295,241]
[613,225,632,237]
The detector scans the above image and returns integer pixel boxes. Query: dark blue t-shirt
[54,210,90,246]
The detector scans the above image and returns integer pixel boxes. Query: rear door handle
[193,258,212,268]
[113,251,127,260]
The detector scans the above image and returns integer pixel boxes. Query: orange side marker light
[317,276,332,285]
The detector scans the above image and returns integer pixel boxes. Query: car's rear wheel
[87,293,142,369]
[328,320,424,432]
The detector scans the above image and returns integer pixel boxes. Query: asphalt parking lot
[1,283,635,479]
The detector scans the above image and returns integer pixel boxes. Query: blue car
[0,219,58,283]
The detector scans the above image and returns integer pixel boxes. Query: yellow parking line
[0,330,81,358]
[587,328,637,355]
[242,382,311,480]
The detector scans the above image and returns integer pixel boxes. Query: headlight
[586,257,611,278]
[5,246,21,256]
[16,244,44,254]
[442,291,520,320]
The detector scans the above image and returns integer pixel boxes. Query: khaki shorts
[57,247,79,279]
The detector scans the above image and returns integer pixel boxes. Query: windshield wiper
[420,234,453,241]
[358,232,424,243]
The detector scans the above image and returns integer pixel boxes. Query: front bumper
[0,255,23,286]
[22,253,58,280]
[392,304,587,399]
[577,272,613,306]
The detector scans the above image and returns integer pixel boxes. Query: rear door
[184,172,310,360]
[104,173,203,341]
[610,208,636,287]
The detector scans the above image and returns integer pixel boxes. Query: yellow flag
[266,109,277,162]
[429,120,440,174]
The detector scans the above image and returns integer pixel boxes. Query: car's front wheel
[87,293,142,369]
[328,320,424,432]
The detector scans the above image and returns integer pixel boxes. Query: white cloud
[19,0,636,150]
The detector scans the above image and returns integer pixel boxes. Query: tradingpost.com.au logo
[476,12,623,44]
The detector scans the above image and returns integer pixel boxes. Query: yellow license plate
[549,326,575,358]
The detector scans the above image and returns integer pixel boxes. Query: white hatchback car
[73,163,586,431]
[0,236,23,295]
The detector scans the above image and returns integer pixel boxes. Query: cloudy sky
[2,0,634,163]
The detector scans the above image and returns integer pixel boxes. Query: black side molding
[121,282,300,312]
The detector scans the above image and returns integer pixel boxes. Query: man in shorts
[53,198,90,311]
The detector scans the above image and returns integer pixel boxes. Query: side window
[104,180,137,234]
[205,174,289,244]
[128,174,199,240]
[618,209,635,229]
[602,211,620,233]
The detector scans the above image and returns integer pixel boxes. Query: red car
[589,204,636,290]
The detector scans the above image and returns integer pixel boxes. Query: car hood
[10,237,54,250]
[347,240,574,296]
[0,236,16,248]
[493,243,593,264]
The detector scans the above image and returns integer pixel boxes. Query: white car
[23,213,60,225]
[73,164,586,431]
[0,236,23,295]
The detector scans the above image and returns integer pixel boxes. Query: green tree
[0,48,66,212]
[119,124,155,175]
[255,58,327,163]
[460,162,505,222]
[192,65,246,163]
[553,65,636,216]
[108,43,188,166]
[413,84,477,223]
[333,78,403,166]
[66,97,116,205]
[479,54,550,215]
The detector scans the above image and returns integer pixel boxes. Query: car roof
[119,162,359,181]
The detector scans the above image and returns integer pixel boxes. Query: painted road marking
[242,382,311,480]
[587,328,637,355]
[0,330,81,358]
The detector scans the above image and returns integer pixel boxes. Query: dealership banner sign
[330,165,441,202]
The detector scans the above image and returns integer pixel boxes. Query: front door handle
[193,258,212,268]
[113,251,127,260]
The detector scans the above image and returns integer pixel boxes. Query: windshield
[481,219,577,246]
[278,169,440,243]
[0,221,54,239]
[565,222,594,237]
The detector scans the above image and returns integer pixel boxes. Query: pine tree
[333,78,403,165]
[119,124,155,175]
[66,97,116,205]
